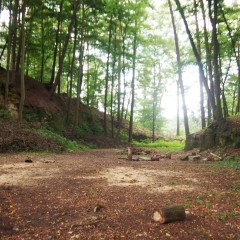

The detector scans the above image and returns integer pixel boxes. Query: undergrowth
[215,156,240,170]
[133,139,184,152]
[38,129,88,152]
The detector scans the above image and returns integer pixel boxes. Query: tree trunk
[103,13,113,135]
[5,3,12,107]
[200,0,214,124]
[176,81,180,136]
[128,19,137,143]
[75,1,85,126]
[11,0,19,83]
[50,0,64,87]
[50,0,80,97]
[168,0,190,137]
[208,0,223,122]
[153,206,186,224]
[194,0,206,129]
[66,15,77,124]
[18,2,26,120]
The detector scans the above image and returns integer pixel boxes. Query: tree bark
[128,18,137,143]
[50,0,64,87]
[194,0,206,129]
[103,13,113,135]
[66,15,77,124]
[208,0,223,122]
[18,2,26,120]
[50,0,80,97]
[5,2,13,107]
[199,0,214,124]
[75,1,85,126]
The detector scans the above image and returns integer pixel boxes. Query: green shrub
[91,124,103,134]
[0,108,10,119]
[38,129,87,152]
[216,156,240,170]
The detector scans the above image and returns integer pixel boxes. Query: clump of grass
[133,139,184,152]
[215,156,240,170]
[38,129,88,152]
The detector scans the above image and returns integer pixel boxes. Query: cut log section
[128,147,133,161]
[153,205,186,224]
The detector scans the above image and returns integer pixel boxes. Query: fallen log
[153,205,186,224]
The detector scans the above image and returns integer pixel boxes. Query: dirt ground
[0,149,240,240]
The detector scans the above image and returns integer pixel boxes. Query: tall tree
[18,1,26,120]
[50,0,80,96]
[168,0,190,137]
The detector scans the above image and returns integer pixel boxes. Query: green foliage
[133,139,184,152]
[24,112,39,122]
[38,129,87,152]
[0,109,10,119]
[74,122,103,138]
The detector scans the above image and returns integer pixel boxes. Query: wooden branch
[153,205,186,224]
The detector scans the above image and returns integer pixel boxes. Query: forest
[0,1,240,239]
[0,0,239,145]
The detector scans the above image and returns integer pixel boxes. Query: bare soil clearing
[0,149,239,239]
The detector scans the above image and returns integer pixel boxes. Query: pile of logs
[119,147,172,161]
[180,151,223,162]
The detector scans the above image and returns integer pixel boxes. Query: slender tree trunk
[18,2,26,120]
[128,19,137,143]
[66,16,77,123]
[40,4,45,83]
[169,0,190,137]
[200,0,214,124]
[51,0,80,97]
[152,62,156,142]
[194,0,206,128]
[208,0,223,122]
[50,0,64,87]
[11,0,19,83]
[176,81,180,136]
[103,14,113,135]
[5,4,12,107]
[75,1,85,126]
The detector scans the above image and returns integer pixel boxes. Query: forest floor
[0,149,240,240]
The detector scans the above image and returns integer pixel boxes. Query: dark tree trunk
[18,2,26,120]
[5,3,12,107]
[208,0,223,122]
[11,0,19,83]
[50,0,64,87]
[200,0,214,124]
[128,19,137,143]
[50,0,80,97]
[103,14,113,135]
[75,1,85,126]
[194,0,206,129]
[66,16,77,124]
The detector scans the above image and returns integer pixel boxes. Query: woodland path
[0,149,239,240]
